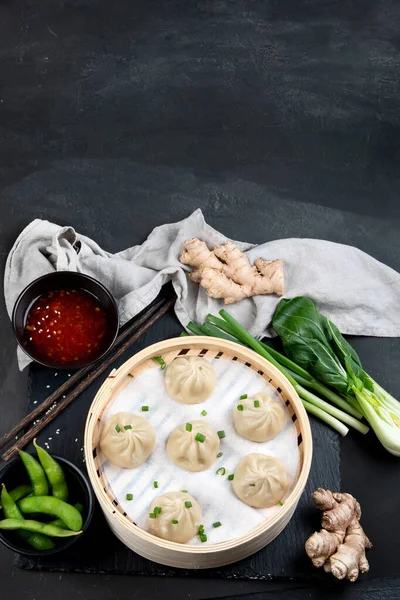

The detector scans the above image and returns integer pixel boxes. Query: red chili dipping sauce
[24,289,108,365]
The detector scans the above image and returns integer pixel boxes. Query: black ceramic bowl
[12,272,119,369]
[0,453,94,556]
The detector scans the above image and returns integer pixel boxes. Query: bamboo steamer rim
[84,336,313,555]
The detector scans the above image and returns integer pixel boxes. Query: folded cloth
[4,209,400,370]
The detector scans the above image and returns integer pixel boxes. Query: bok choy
[273,296,400,455]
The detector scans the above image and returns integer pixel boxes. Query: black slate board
[14,310,340,580]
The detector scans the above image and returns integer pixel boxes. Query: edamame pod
[1,484,54,550]
[19,450,49,496]
[49,503,83,529]
[0,484,32,511]
[34,440,68,502]
[19,496,83,532]
[0,518,81,537]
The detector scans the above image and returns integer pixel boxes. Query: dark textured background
[1,0,400,598]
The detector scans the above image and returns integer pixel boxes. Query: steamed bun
[165,356,216,404]
[232,453,288,508]
[167,420,220,472]
[100,411,156,468]
[148,491,202,543]
[233,392,286,442]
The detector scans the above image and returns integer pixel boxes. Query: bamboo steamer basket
[84,336,312,569]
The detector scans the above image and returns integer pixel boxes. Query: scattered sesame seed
[33,401,37,404]
[46,385,50,388]
[67,374,71,377]
[49,437,52,440]
[80,447,83,451]
[75,438,78,442]
[54,372,58,376]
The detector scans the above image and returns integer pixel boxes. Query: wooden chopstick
[1,293,176,461]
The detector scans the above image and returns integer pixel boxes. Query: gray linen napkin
[4,209,400,370]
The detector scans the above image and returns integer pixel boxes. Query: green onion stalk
[185,313,369,437]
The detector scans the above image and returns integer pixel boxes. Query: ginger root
[305,488,372,582]
[179,238,284,304]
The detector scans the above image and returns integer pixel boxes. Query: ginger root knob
[305,488,372,582]
[180,238,284,304]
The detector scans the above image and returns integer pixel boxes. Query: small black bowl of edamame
[0,448,95,556]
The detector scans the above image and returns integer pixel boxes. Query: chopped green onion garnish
[124,424,132,430]
[115,424,121,432]
[237,404,244,411]
[141,406,149,412]
[153,356,167,370]
[172,519,179,524]
[213,521,222,528]
[186,423,192,432]
[153,481,158,488]
[217,430,225,439]
[249,483,256,487]
[185,501,192,509]
[217,452,223,458]
[149,513,156,519]
[201,410,207,416]
[254,400,260,408]
[278,500,284,506]
[198,524,204,534]
[199,533,207,543]
[154,506,162,515]
[228,474,234,481]
[240,394,248,400]
[195,432,206,443]
[181,489,188,493]
[216,467,226,476]
[126,493,133,501]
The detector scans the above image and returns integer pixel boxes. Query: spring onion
[228,474,234,481]
[216,467,226,476]
[141,406,149,412]
[213,521,222,528]
[123,424,132,430]
[181,489,188,493]
[201,311,368,436]
[195,433,206,443]
[126,493,133,501]
[254,400,260,408]
[154,506,162,515]
[240,394,248,400]
[217,430,225,439]
[153,481,158,488]
[115,424,121,433]
[201,410,207,416]
[172,519,179,524]
[186,423,192,432]
[217,452,223,458]
[185,501,192,508]
[237,404,244,411]
[153,356,167,370]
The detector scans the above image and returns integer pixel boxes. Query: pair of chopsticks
[0,290,176,462]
